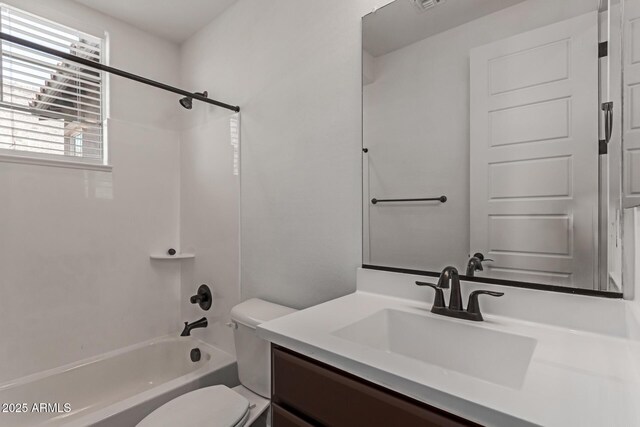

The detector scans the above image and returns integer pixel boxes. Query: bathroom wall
[0,0,183,383]
[364,0,600,272]
[179,0,395,315]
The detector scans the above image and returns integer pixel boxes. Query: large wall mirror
[362,0,629,295]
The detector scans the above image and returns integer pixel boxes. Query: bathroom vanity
[271,345,476,427]
[259,268,640,427]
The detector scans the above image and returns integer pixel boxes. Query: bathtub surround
[0,0,183,383]
[179,112,241,356]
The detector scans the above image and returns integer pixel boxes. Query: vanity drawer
[271,345,478,427]
[272,403,317,427]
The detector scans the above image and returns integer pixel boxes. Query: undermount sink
[332,309,537,389]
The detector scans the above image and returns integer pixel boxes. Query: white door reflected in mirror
[362,0,625,293]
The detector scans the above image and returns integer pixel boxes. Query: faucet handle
[190,284,212,311]
[472,253,494,263]
[466,290,504,320]
[415,281,446,308]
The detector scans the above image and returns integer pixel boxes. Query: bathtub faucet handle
[190,284,212,311]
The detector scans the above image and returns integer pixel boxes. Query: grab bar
[371,196,447,205]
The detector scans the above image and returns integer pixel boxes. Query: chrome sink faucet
[416,266,503,321]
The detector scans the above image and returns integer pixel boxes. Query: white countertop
[258,288,640,427]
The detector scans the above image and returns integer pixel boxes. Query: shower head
[179,91,208,110]
[179,96,192,109]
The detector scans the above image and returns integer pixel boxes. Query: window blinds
[0,5,105,164]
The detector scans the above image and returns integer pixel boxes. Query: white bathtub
[0,336,238,427]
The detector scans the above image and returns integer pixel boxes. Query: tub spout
[180,317,208,336]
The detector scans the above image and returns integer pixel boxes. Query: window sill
[0,153,112,172]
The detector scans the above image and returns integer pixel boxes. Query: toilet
[138,299,297,427]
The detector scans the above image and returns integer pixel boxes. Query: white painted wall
[0,0,183,383]
[363,0,598,272]
[179,0,396,315]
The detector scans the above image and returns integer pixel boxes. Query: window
[0,4,106,166]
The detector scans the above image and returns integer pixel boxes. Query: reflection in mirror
[362,0,623,293]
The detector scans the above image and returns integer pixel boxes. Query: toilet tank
[230,299,297,398]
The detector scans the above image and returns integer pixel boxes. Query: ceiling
[72,0,236,43]
[363,0,527,57]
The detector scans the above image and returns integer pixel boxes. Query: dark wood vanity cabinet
[271,345,480,427]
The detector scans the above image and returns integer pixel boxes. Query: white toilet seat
[137,385,250,427]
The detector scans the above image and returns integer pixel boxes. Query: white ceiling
[72,0,236,43]
[363,0,527,57]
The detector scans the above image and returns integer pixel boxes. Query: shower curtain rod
[0,32,240,112]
